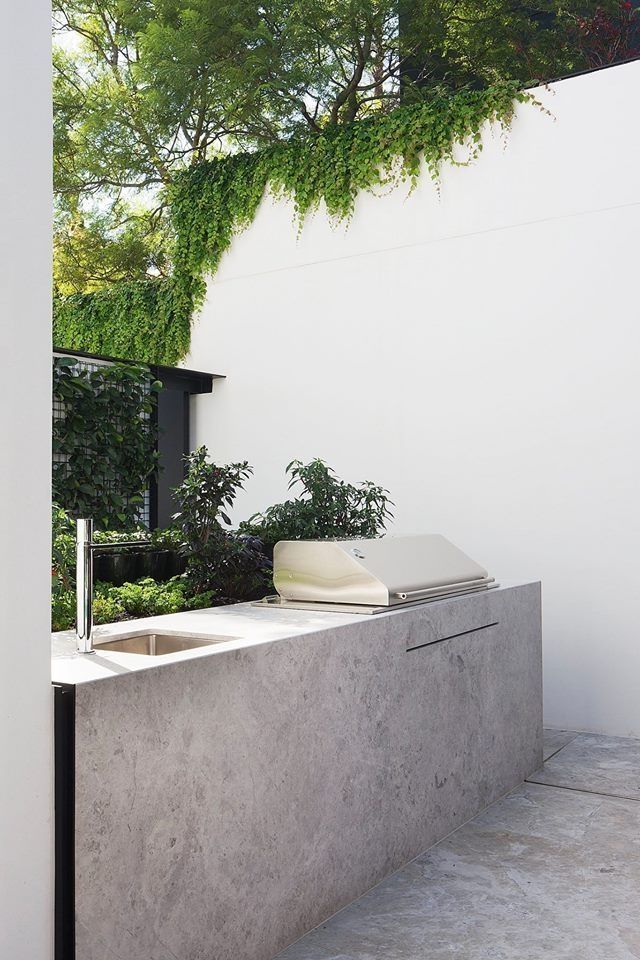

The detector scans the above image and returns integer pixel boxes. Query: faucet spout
[75,518,148,653]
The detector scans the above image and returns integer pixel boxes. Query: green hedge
[53,275,199,366]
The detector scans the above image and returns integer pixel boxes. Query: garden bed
[52,452,393,632]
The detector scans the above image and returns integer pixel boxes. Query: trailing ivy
[53,82,532,364]
[52,275,197,366]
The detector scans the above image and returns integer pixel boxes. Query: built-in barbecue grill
[255,534,497,615]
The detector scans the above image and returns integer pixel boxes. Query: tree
[54,0,625,293]
[574,1,640,67]
[53,202,169,294]
[399,0,625,94]
[52,0,412,290]
[53,0,267,291]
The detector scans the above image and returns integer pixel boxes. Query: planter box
[93,548,185,585]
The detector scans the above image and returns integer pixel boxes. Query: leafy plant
[51,573,229,631]
[53,82,532,363]
[52,589,76,633]
[172,446,271,601]
[52,503,75,591]
[241,459,393,554]
[52,357,161,528]
[91,524,183,552]
[52,503,76,631]
[98,577,188,618]
[93,593,127,625]
[52,278,194,366]
[49,454,394,630]
[149,526,183,551]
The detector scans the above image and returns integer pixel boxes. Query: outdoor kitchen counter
[51,599,364,685]
[52,581,542,960]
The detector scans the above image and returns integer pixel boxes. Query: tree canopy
[54,0,632,294]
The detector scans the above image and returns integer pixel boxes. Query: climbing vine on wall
[53,82,533,365]
[52,276,195,367]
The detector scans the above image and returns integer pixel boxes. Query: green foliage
[52,0,621,352]
[399,0,622,92]
[49,454,395,629]
[52,357,161,528]
[98,577,189,618]
[93,593,127,625]
[172,445,252,535]
[172,446,272,600]
[171,81,529,294]
[53,0,611,217]
[54,582,129,631]
[51,575,222,631]
[53,81,529,364]
[52,590,76,633]
[54,204,170,296]
[91,523,182,551]
[53,276,196,365]
[52,503,75,591]
[53,0,266,199]
[49,505,190,630]
[241,459,393,553]
[52,503,76,631]
[52,0,269,301]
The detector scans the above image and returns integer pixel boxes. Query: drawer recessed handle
[406,621,499,652]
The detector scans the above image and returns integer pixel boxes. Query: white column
[0,1,53,957]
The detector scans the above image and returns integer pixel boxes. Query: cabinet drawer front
[402,590,501,652]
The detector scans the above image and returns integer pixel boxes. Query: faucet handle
[76,518,94,545]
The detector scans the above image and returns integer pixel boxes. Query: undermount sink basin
[94,633,233,656]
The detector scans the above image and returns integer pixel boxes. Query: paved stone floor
[276,730,640,959]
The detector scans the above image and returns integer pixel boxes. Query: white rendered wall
[0,2,53,957]
[186,61,640,738]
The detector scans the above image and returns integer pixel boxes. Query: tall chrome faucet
[76,518,141,654]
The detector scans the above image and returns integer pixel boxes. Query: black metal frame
[54,684,76,960]
[148,395,160,530]
[53,346,224,394]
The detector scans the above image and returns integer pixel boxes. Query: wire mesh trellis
[52,352,153,527]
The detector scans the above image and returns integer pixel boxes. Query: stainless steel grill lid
[271,535,494,609]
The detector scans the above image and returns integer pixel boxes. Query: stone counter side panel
[74,583,542,960]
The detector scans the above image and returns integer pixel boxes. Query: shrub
[52,503,75,591]
[52,589,75,633]
[51,587,127,632]
[98,578,188,618]
[90,526,182,550]
[52,577,193,631]
[93,594,127,625]
[172,447,271,600]
[52,504,76,631]
[240,459,393,554]
[50,504,191,629]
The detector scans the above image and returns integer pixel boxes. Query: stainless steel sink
[94,634,233,656]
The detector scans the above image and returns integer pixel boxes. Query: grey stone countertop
[51,581,525,686]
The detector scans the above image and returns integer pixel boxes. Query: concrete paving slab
[542,727,579,761]
[529,733,640,801]
[276,759,640,959]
